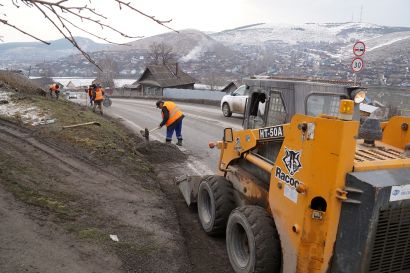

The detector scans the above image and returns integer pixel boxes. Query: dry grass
[0,71,46,95]
[9,92,154,180]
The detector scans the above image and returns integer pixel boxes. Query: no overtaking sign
[353,41,366,57]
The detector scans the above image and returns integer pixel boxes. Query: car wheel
[226,206,282,273]
[222,103,232,117]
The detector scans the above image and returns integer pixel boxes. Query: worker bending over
[49,83,60,99]
[156,100,184,146]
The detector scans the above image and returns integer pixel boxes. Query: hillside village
[1,23,410,87]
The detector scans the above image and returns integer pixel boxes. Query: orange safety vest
[50,84,58,91]
[162,101,183,127]
[94,88,104,101]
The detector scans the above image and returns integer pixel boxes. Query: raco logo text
[275,147,302,188]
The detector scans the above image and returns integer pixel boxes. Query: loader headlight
[350,89,366,104]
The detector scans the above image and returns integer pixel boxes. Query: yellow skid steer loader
[177,78,410,273]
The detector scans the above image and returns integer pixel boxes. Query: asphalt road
[105,98,244,174]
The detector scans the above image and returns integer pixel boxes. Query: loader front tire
[197,175,235,235]
[226,206,281,273]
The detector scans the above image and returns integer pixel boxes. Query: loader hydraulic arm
[212,124,286,174]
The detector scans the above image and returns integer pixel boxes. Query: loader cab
[243,77,364,130]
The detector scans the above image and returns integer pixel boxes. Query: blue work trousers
[166,119,183,141]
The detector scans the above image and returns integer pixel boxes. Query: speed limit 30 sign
[351,57,364,73]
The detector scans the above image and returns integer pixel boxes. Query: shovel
[140,126,160,140]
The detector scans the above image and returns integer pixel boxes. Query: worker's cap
[156,100,164,108]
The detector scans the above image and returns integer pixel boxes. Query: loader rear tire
[226,206,281,273]
[197,175,235,235]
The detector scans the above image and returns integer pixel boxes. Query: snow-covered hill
[211,22,410,46]
[108,29,236,61]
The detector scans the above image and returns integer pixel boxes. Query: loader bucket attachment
[175,175,203,206]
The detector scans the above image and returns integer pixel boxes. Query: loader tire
[226,206,281,273]
[197,175,235,235]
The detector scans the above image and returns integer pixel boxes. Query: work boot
[176,139,183,146]
[165,139,172,144]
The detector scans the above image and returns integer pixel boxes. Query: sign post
[351,41,366,85]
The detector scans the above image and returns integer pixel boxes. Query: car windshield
[233,85,246,96]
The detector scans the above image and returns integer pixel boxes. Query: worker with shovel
[156,100,184,146]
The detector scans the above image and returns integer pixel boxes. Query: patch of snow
[367,35,410,52]
[114,79,137,88]
[194,84,225,91]
[53,77,94,87]
[0,90,53,126]
[212,22,396,46]
[50,77,137,88]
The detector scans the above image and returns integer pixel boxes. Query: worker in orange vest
[85,85,93,106]
[49,83,60,99]
[92,84,105,115]
[156,100,184,146]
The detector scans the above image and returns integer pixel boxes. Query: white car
[220,85,249,117]
[68,92,78,99]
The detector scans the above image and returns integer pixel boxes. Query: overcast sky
[1,0,409,43]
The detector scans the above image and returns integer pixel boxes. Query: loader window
[266,93,287,126]
[247,92,266,129]
[306,94,347,117]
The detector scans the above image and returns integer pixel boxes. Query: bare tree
[0,0,178,69]
[149,42,175,65]
[95,56,118,89]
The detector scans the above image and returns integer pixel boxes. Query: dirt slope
[0,82,233,273]
[0,119,190,273]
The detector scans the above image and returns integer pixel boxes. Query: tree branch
[0,18,51,44]
[3,0,178,69]
[115,0,179,33]
[32,2,102,70]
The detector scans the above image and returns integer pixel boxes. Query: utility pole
[360,5,363,23]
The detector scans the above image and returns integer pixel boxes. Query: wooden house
[137,64,195,96]
[66,81,76,89]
